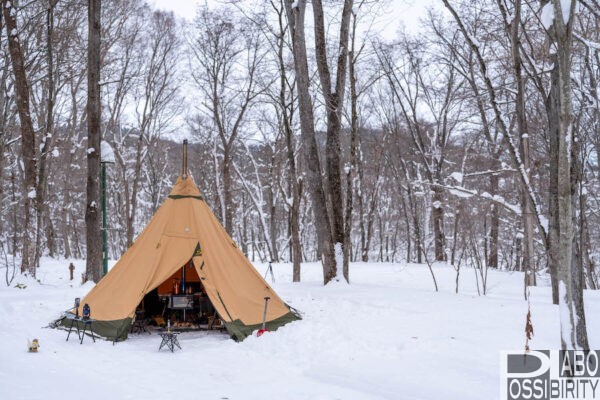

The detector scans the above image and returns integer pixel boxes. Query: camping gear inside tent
[56,143,300,341]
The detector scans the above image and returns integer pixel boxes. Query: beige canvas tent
[58,172,300,341]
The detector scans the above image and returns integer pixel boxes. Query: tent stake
[257,297,270,337]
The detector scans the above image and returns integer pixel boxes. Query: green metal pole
[101,162,108,276]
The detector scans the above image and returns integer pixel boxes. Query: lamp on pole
[100,140,115,277]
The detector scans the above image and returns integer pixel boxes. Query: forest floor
[0,258,599,400]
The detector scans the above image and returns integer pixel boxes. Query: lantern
[82,303,91,320]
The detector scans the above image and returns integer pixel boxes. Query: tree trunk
[34,0,59,268]
[343,12,359,282]
[284,0,336,284]
[268,155,279,262]
[62,207,72,259]
[125,132,145,247]
[222,146,234,236]
[431,185,445,261]
[279,34,302,281]
[85,0,102,283]
[547,57,561,305]
[579,191,597,290]
[510,0,536,294]
[2,0,37,276]
[488,174,499,269]
[549,0,589,350]
[311,0,353,282]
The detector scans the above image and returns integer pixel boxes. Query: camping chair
[207,312,224,331]
[130,310,150,334]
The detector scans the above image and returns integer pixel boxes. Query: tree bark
[432,185,445,261]
[547,56,561,305]
[275,3,303,280]
[34,0,60,268]
[2,0,37,276]
[508,0,536,293]
[312,0,353,282]
[343,9,360,282]
[488,176,499,269]
[548,0,589,350]
[284,0,336,284]
[85,0,102,283]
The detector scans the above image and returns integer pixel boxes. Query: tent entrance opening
[136,259,222,330]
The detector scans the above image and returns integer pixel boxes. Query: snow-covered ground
[1,258,598,400]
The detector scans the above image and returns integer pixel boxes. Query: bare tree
[284,0,336,284]
[125,10,178,247]
[189,7,263,236]
[544,0,589,350]
[85,0,102,282]
[311,0,353,281]
[2,0,38,275]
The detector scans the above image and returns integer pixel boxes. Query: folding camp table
[158,331,181,352]
[65,314,96,344]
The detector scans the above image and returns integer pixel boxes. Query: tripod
[263,261,275,283]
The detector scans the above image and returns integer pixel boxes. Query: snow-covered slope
[0,258,598,400]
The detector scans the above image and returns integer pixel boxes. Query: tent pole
[101,161,108,276]
[182,139,188,179]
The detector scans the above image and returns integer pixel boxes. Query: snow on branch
[435,183,522,215]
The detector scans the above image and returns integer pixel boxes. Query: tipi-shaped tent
[58,165,300,341]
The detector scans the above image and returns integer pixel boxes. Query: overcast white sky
[150,0,438,38]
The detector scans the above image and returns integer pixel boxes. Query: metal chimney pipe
[182,139,188,179]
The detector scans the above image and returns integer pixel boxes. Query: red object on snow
[256,329,269,337]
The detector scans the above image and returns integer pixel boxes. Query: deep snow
[0,258,598,400]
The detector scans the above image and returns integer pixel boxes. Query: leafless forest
[0,0,598,347]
